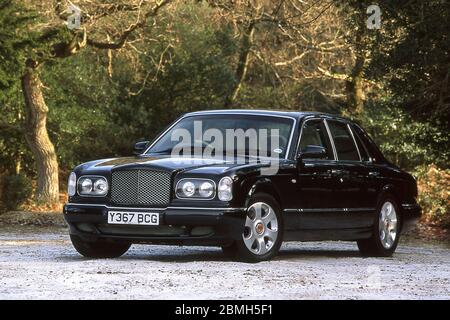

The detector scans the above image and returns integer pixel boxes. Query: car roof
[184,109,347,121]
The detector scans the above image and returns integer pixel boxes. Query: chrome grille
[111,170,171,206]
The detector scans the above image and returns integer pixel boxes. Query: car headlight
[218,176,233,201]
[176,179,215,199]
[77,176,108,196]
[68,172,76,197]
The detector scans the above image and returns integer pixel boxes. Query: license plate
[107,211,159,226]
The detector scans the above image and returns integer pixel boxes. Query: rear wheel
[223,193,283,262]
[70,235,131,258]
[357,196,401,257]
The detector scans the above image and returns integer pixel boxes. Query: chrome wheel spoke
[379,219,385,233]
[386,231,393,247]
[390,219,397,230]
[244,217,253,228]
[256,237,268,255]
[386,203,392,216]
[253,203,263,220]
[262,209,277,226]
[243,232,256,249]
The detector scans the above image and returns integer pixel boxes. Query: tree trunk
[346,55,365,114]
[21,67,59,203]
[224,23,255,108]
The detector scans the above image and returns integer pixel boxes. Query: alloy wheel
[379,201,398,249]
[243,202,279,255]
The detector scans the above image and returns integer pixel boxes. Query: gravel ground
[0,225,448,300]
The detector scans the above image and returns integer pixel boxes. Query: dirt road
[0,226,448,299]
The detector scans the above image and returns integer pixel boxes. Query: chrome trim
[65,203,166,210]
[175,178,216,200]
[283,207,376,213]
[347,123,362,161]
[324,119,338,160]
[143,112,297,160]
[168,206,246,212]
[295,116,337,160]
[401,203,420,209]
[76,175,108,197]
[64,203,245,211]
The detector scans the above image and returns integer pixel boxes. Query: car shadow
[277,248,362,259]
[58,246,362,263]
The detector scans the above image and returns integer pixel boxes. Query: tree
[0,0,38,175]
[205,1,366,112]
[12,0,171,203]
[206,0,342,108]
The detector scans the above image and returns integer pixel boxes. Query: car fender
[240,177,283,209]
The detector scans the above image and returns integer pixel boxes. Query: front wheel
[224,193,283,263]
[70,235,131,258]
[357,196,401,257]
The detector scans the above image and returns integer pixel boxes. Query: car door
[294,118,343,229]
[326,120,375,229]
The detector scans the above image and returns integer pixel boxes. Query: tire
[226,193,284,263]
[70,235,131,258]
[357,195,401,257]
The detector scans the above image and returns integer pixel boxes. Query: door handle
[369,171,380,177]
[331,169,344,175]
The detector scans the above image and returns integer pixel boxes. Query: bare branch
[86,0,170,50]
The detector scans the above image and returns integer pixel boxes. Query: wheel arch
[377,184,404,230]
[242,178,283,209]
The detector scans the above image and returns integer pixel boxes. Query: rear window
[327,120,360,161]
[352,124,386,163]
[352,128,370,161]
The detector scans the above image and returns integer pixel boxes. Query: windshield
[146,114,295,159]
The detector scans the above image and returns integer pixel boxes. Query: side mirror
[133,141,149,155]
[297,145,328,162]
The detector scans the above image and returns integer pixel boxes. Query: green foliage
[1,173,32,211]
[0,0,34,89]
[360,102,449,170]
[41,52,121,168]
[0,0,51,175]
[366,0,450,115]
[108,3,237,148]
[344,1,449,173]
[414,165,450,229]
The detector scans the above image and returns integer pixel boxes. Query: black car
[64,110,421,262]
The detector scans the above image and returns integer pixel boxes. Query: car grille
[111,170,171,206]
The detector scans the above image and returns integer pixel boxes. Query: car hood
[75,155,277,176]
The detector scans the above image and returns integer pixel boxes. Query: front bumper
[63,203,246,246]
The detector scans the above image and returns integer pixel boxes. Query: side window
[352,124,386,163]
[351,126,370,161]
[299,119,334,160]
[327,120,360,161]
